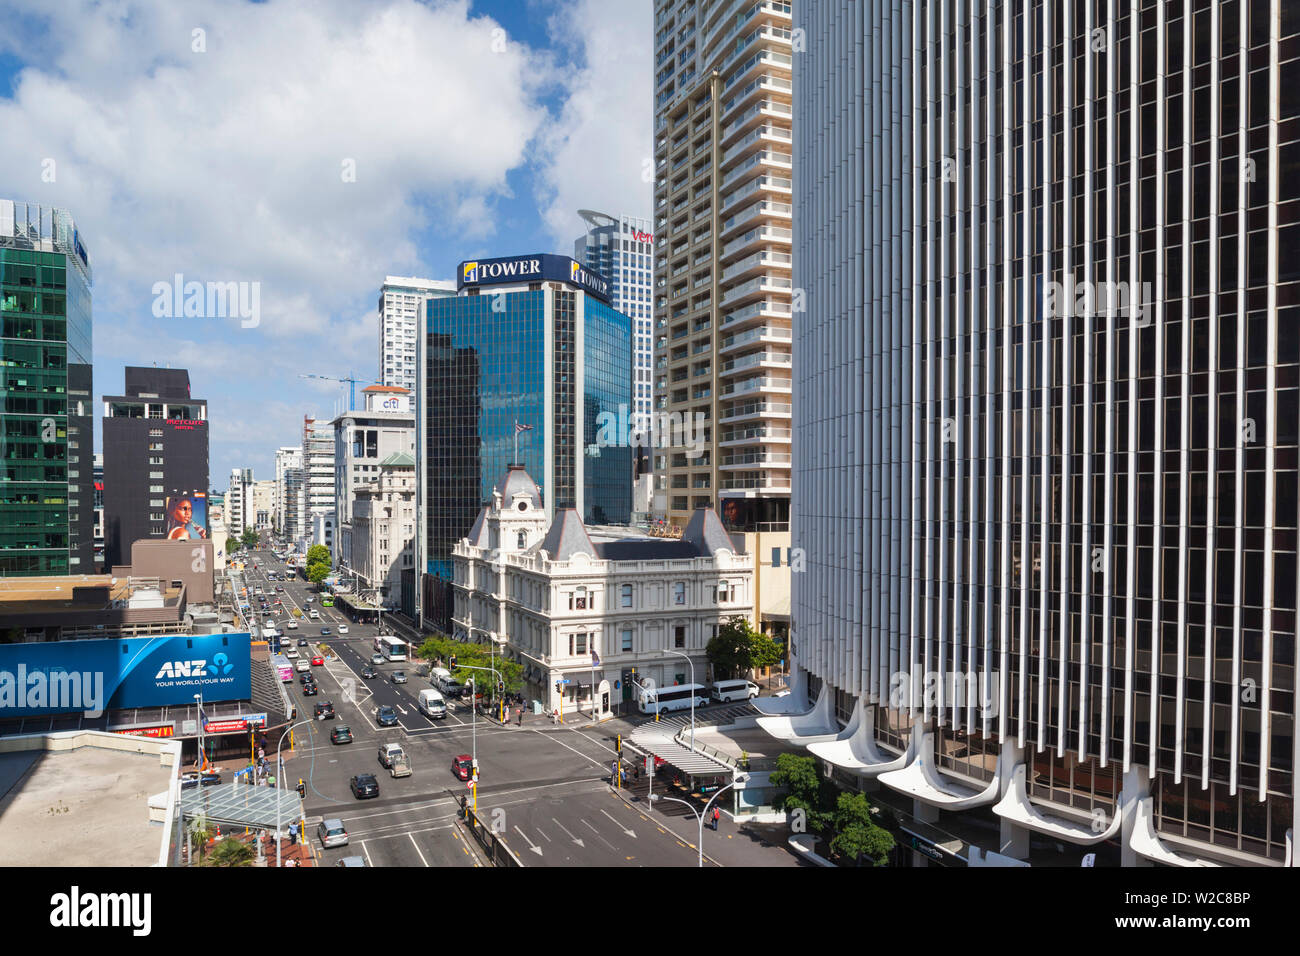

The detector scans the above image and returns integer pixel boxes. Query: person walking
[516,706,524,727]
[711,806,721,831]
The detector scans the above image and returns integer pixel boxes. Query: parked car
[318,818,348,847]
[350,773,379,799]
[360,665,377,680]
[390,670,407,685]
[376,706,399,727]
[451,754,474,782]
[330,725,353,744]
[314,701,335,720]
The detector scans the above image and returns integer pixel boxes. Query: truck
[378,742,410,777]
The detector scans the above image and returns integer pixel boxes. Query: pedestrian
[552,709,558,727]
[516,706,524,727]
[611,760,619,784]
[711,807,721,831]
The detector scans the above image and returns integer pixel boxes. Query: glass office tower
[0,200,93,576]
[788,0,1299,866]
[418,255,633,629]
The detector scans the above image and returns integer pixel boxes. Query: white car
[296,659,311,672]
[287,620,299,630]
[338,625,349,635]
[284,647,299,659]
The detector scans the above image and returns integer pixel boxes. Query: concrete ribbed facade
[789,0,1299,866]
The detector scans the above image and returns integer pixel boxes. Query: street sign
[560,678,571,685]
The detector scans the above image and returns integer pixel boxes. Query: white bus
[377,636,408,662]
[638,683,709,715]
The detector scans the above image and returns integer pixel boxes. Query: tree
[240,529,260,550]
[307,562,330,585]
[203,836,255,867]
[306,544,331,569]
[706,615,782,679]
[828,791,894,865]
[769,752,832,833]
[414,636,523,698]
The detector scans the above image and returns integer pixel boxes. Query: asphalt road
[230,549,712,866]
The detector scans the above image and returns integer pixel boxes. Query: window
[517,531,527,549]
[621,628,633,652]
[621,584,633,608]
[717,580,732,602]
[673,582,686,605]
[674,625,686,648]
[569,632,588,655]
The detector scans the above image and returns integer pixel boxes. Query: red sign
[630,229,654,244]
[204,717,265,734]
[113,725,174,738]
[166,419,207,430]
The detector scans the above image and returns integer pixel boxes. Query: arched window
[517,531,527,549]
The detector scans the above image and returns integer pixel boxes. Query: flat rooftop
[0,739,175,866]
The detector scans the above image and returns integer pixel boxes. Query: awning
[878,726,1001,810]
[628,727,734,778]
[179,782,302,830]
[755,688,842,742]
[808,706,910,778]
[992,762,1122,845]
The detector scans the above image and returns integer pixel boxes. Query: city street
[232,549,715,866]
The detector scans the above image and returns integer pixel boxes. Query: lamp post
[661,648,696,749]
[275,718,313,868]
[649,779,738,867]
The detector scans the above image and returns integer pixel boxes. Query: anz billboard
[457,253,611,304]
[0,632,252,718]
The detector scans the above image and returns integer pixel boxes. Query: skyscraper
[0,199,93,575]
[302,416,335,547]
[787,0,1298,867]
[101,367,209,569]
[274,445,302,537]
[416,253,633,629]
[378,276,456,398]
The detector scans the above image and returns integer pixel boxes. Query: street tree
[307,562,329,585]
[829,791,894,865]
[240,529,259,550]
[705,615,782,679]
[770,752,832,833]
[306,544,331,569]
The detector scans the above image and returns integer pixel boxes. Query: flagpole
[514,419,518,465]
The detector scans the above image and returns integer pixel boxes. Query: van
[710,679,760,704]
[430,666,451,687]
[434,670,464,697]
[317,818,349,848]
[418,688,447,719]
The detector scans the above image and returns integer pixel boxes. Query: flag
[515,422,533,433]
[591,649,601,666]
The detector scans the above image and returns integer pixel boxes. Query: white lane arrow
[396,704,408,715]
[513,825,544,856]
[550,818,585,848]
[600,808,637,839]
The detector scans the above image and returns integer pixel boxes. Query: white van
[418,688,447,719]
[430,666,451,687]
[710,679,760,704]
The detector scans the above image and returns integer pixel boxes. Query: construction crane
[298,372,374,409]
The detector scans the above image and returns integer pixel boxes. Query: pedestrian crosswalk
[632,701,755,730]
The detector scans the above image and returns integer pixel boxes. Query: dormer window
[517,500,528,512]
[517,531,527,549]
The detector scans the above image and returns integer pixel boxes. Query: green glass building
[0,200,94,576]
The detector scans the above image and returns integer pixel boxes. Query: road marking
[550,817,584,848]
[513,825,544,856]
[361,840,374,866]
[536,828,553,842]
[408,832,430,866]
[600,807,637,839]
[580,818,619,852]
[532,728,607,768]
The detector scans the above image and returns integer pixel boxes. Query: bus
[638,683,709,715]
[377,636,408,662]
[321,595,334,607]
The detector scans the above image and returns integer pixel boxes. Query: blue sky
[0,0,652,486]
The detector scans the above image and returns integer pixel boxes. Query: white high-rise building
[333,385,416,571]
[378,276,455,397]
[303,417,335,548]
[227,467,253,535]
[784,0,1299,869]
[274,445,303,536]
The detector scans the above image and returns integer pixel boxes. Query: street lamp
[649,778,740,867]
[275,718,314,868]
[661,648,696,749]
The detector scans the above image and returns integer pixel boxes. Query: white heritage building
[452,466,754,716]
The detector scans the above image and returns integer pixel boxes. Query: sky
[0,0,653,487]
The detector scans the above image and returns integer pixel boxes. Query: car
[318,818,349,848]
[337,624,349,635]
[360,666,377,680]
[370,654,384,666]
[276,586,284,592]
[378,743,405,768]
[376,706,398,727]
[350,773,379,799]
[284,647,299,659]
[335,856,367,867]
[300,670,316,685]
[330,725,353,744]
[390,670,407,685]
[320,627,331,636]
[451,754,474,781]
[286,620,299,629]
[180,771,222,790]
[297,637,308,646]
[302,682,318,696]
[311,655,325,666]
[314,701,335,720]
[296,660,310,672]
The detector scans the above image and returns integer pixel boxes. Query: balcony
[722,224,793,258]
[719,400,793,423]
[722,124,793,165]
[721,149,793,190]
[721,424,793,445]
[720,174,793,213]
[721,250,793,283]
[721,375,792,397]
[720,451,793,468]
[719,472,792,492]
[721,274,793,308]
[722,298,792,330]
[721,200,793,236]
[720,325,792,354]
[720,351,792,377]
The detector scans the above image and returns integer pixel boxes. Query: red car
[311,655,325,666]
[451,754,474,781]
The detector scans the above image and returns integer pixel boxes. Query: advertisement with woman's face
[165,493,208,540]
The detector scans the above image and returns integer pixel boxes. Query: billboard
[165,491,208,541]
[0,632,252,718]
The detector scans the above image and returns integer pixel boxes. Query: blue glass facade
[422,284,633,586]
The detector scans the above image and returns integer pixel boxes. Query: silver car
[335,856,367,867]
[317,818,348,848]
[390,670,407,684]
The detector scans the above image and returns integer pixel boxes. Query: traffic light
[295,778,305,798]
[616,734,622,755]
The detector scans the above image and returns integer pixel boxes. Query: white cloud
[533,0,655,247]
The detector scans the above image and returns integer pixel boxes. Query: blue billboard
[456,253,611,303]
[0,632,252,718]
